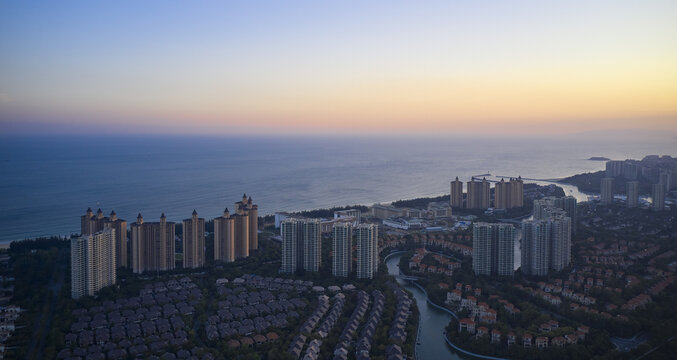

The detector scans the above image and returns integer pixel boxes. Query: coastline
[0,179,585,246]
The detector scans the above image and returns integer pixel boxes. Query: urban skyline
[1,1,676,359]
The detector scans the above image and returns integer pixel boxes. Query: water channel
[383,180,590,359]
[385,252,465,360]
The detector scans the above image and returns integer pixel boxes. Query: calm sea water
[1,134,675,243]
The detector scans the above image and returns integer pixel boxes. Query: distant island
[588,156,610,161]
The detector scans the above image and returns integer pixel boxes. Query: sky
[0,1,676,136]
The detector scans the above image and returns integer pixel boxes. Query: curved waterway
[385,253,464,360]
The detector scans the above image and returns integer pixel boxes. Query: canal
[385,253,464,360]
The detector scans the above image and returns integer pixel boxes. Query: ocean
[1,134,675,244]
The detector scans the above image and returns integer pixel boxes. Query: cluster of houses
[227,274,314,293]
[577,234,677,317]
[316,293,346,338]
[515,283,613,319]
[0,304,20,359]
[0,305,19,341]
[621,275,675,311]
[288,295,331,359]
[57,277,213,360]
[622,293,652,311]
[379,233,472,258]
[333,290,369,360]
[458,316,590,350]
[0,253,17,360]
[446,283,510,325]
[303,339,323,360]
[300,293,346,360]
[205,284,307,343]
[355,290,385,360]
[450,281,589,350]
[407,248,460,276]
[387,284,413,359]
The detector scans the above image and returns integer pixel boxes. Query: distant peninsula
[588,156,610,161]
[560,155,676,194]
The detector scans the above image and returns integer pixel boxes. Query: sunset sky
[1,1,676,135]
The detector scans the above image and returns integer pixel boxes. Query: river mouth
[385,253,464,360]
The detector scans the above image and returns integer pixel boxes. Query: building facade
[522,206,571,276]
[522,220,551,276]
[606,160,624,177]
[450,177,464,208]
[553,196,577,234]
[332,223,352,277]
[235,194,258,251]
[509,176,524,208]
[71,228,117,299]
[652,183,665,211]
[214,208,235,263]
[280,218,300,273]
[466,178,490,209]
[626,181,639,208]
[472,223,515,276]
[600,177,614,204]
[356,224,378,279]
[130,213,176,274]
[182,210,205,269]
[81,208,127,268]
[334,209,361,225]
[495,224,515,276]
[233,211,250,259]
[303,219,322,272]
[548,211,572,272]
[536,196,577,235]
[472,224,492,276]
[280,218,322,273]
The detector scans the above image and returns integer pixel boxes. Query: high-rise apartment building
[494,177,524,209]
[553,196,577,234]
[495,224,515,276]
[522,220,551,276]
[510,176,524,208]
[332,223,352,277]
[494,179,509,210]
[130,213,176,274]
[280,218,300,273]
[71,228,117,299]
[472,223,514,276]
[659,170,673,192]
[606,160,624,177]
[233,210,250,259]
[623,162,638,180]
[472,224,492,276]
[652,183,665,211]
[522,207,571,276]
[280,218,322,273]
[214,208,235,263]
[235,194,258,251]
[81,208,127,268]
[356,224,378,279]
[600,177,614,204]
[548,210,571,271]
[182,210,205,269]
[466,178,490,209]
[450,177,464,208]
[303,219,322,272]
[626,181,639,208]
[81,207,104,235]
